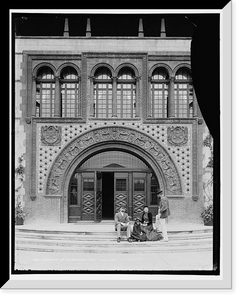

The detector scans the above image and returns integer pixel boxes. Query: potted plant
[201,204,213,226]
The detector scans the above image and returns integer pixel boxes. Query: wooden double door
[68,170,150,222]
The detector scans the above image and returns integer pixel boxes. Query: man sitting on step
[114,206,131,243]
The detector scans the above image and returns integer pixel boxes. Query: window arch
[150,67,169,118]
[117,67,136,118]
[60,66,79,117]
[174,67,194,118]
[36,66,55,117]
[93,67,113,118]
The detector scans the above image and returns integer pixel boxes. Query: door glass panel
[116,178,127,191]
[83,178,94,191]
[134,179,145,191]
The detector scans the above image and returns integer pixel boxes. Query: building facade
[14,16,213,224]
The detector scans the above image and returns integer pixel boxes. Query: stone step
[16,237,213,247]
[15,231,213,242]
[15,227,213,255]
[15,227,213,236]
[15,242,213,254]
[15,226,213,254]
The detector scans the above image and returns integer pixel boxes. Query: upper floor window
[60,67,79,117]
[117,67,136,118]
[150,67,169,118]
[93,67,112,118]
[36,67,55,117]
[174,68,194,118]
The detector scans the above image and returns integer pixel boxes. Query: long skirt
[130,231,147,242]
[142,225,163,241]
[145,229,163,241]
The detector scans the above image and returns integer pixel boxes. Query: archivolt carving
[46,126,182,195]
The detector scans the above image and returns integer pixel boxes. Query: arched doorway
[68,150,160,222]
[45,126,182,223]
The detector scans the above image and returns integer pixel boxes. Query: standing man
[114,206,131,243]
[156,189,170,242]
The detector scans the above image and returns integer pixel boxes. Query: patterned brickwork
[36,121,192,195]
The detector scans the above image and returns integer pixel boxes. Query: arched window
[93,67,112,118]
[36,67,55,117]
[117,67,136,118]
[60,67,79,117]
[174,68,194,118]
[150,67,169,118]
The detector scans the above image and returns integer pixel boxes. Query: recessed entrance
[68,150,160,223]
[102,172,114,219]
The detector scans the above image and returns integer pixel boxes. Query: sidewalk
[15,248,213,271]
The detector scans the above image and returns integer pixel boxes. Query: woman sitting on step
[141,206,163,241]
[129,218,147,242]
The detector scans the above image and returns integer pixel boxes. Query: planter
[15,217,24,225]
[204,220,213,226]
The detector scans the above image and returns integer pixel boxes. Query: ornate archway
[45,126,182,221]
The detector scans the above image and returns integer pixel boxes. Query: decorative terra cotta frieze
[46,126,183,196]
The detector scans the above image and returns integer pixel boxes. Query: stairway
[15,224,213,254]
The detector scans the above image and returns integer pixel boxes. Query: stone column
[128,172,133,217]
[135,76,140,117]
[148,76,152,117]
[168,75,175,118]
[77,76,82,117]
[54,76,61,117]
[193,89,198,117]
[146,172,151,205]
[31,75,37,117]
[89,76,95,117]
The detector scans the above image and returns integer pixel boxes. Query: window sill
[88,117,141,121]
[31,117,86,123]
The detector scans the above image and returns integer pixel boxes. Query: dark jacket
[159,197,171,219]
[141,212,153,226]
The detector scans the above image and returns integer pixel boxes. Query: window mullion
[121,84,123,118]
[151,83,154,118]
[187,83,190,117]
[131,84,133,118]
[162,83,166,118]
[40,83,43,117]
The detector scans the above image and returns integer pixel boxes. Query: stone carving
[46,126,182,195]
[41,126,62,146]
[167,126,188,146]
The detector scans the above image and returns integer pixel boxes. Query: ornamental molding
[82,52,147,59]
[41,125,62,146]
[167,126,189,146]
[45,126,183,196]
